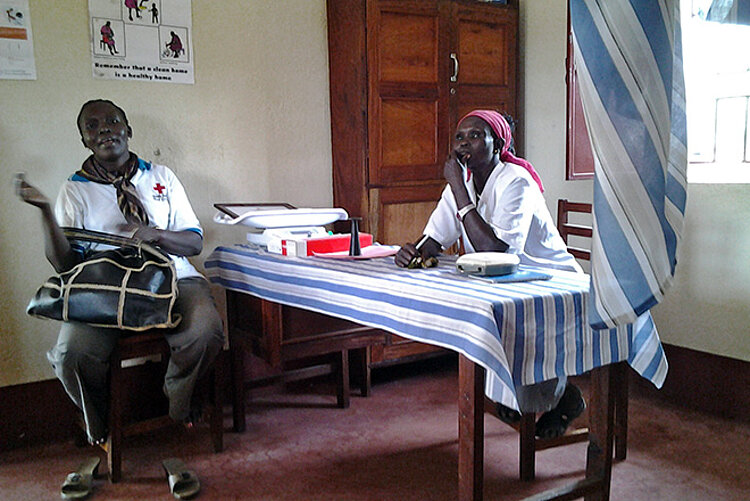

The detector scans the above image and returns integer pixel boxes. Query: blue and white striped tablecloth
[206,245,667,410]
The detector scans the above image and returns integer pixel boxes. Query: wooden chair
[489,199,629,481]
[77,331,224,482]
[556,199,593,261]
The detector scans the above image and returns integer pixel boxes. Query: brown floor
[1,357,748,500]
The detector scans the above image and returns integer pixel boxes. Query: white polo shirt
[423,161,582,273]
[54,158,204,279]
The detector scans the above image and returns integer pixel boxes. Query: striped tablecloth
[205,245,667,410]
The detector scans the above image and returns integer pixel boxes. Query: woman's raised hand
[443,152,462,184]
[14,173,51,209]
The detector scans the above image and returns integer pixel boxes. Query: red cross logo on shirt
[152,182,167,201]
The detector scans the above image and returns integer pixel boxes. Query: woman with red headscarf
[395,110,584,438]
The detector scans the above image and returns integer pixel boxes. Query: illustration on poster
[90,0,193,84]
[6,7,25,26]
[165,31,184,58]
[100,21,119,55]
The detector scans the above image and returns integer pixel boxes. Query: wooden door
[366,0,450,243]
[450,2,518,141]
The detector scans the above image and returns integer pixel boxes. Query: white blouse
[423,161,582,273]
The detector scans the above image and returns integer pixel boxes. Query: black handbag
[27,228,181,331]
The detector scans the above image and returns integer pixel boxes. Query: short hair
[76,99,129,134]
[501,112,516,134]
[501,112,516,154]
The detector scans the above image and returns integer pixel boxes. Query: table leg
[358,346,372,397]
[613,362,629,461]
[336,349,351,408]
[458,354,485,501]
[584,364,616,501]
[519,412,537,481]
[226,290,246,432]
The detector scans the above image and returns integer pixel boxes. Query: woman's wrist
[449,183,471,207]
[457,203,476,221]
[148,228,162,245]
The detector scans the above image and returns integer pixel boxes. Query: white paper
[88,0,194,84]
[0,0,36,80]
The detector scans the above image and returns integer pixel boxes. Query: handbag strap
[62,227,170,263]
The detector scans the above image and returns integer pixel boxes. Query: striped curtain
[570,0,688,329]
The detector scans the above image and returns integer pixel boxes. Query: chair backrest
[557,199,592,261]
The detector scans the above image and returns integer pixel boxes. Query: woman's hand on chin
[444,152,467,186]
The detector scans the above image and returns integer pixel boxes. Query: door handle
[450,52,459,83]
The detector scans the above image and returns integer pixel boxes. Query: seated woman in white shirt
[395,110,584,438]
[16,99,223,447]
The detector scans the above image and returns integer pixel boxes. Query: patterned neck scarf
[459,110,544,193]
[77,152,150,225]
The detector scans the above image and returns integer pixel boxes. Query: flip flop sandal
[535,384,586,439]
[495,403,522,425]
[61,456,100,500]
[162,458,201,500]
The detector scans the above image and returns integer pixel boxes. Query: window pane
[715,96,748,163]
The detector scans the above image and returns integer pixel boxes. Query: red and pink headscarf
[459,110,544,193]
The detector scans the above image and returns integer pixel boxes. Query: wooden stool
[77,331,224,482]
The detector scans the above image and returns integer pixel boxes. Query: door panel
[451,3,518,146]
[368,0,449,187]
[378,12,438,83]
[369,183,444,245]
[378,98,439,181]
[458,20,511,87]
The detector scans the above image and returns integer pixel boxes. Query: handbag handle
[62,227,169,262]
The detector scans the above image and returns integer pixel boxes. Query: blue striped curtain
[570,0,688,329]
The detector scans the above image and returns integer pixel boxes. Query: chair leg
[614,362,629,461]
[335,349,350,408]
[519,412,536,481]
[209,364,224,453]
[108,352,123,483]
[356,346,372,397]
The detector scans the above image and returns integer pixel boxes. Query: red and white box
[278,233,373,257]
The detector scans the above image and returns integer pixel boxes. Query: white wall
[0,0,333,386]
[520,1,750,362]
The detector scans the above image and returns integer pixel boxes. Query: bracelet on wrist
[457,203,476,221]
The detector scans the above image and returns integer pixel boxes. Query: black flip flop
[535,384,586,439]
[495,403,522,425]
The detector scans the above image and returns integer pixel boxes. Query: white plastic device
[212,207,348,228]
[456,252,520,276]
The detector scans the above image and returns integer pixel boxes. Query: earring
[493,149,499,154]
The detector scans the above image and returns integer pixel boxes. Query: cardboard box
[279,233,374,257]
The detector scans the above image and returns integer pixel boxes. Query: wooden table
[224,289,387,432]
[206,245,666,500]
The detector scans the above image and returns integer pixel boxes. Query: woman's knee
[48,324,115,377]
[198,309,224,356]
[47,342,90,379]
[179,283,224,346]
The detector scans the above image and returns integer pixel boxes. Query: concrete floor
[0,357,748,500]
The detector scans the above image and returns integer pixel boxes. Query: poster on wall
[0,0,36,80]
[88,0,194,84]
